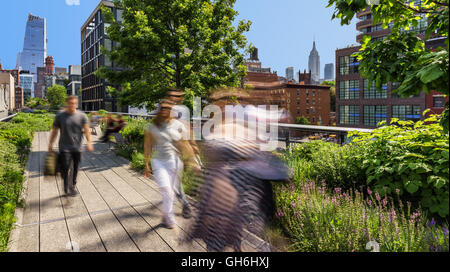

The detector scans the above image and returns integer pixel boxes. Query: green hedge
[350,114,449,218]
[281,141,366,191]
[0,113,54,251]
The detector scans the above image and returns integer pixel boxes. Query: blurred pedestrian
[89,112,101,135]
[101,114,127,142]
[48,96,94,196]
[184,89,291,251]
[144,97,198,229]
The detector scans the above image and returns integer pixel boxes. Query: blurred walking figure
[166,89,199,219]
[184,89,291,252]
[101,114,127,143]
[144,95,198,228]
[48,96,94,196]
[89,112,101,135]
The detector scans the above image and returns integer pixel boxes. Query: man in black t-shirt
[49,96,94,196]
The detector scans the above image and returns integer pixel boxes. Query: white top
[147,119,188,161]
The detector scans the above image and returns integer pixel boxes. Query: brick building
[336,7,447,128]
[247,82,331,126]
[15,87,24,109]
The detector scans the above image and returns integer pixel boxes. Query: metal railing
[0,113,18,122]
[82,110,373,147]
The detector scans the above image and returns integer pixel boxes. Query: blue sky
[1,0,356,78]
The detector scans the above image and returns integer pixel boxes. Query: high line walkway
[8,132,270,252]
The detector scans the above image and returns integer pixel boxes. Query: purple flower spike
[428,218,436,228]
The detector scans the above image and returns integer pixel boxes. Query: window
[306,109,309,114]
[339,105,359,125]
[433,96,445,108]
[339,80,359,100]
[116,9,124,22]
[104,55,112,67]
[306,99,309,105]
[297,90,300,96]
[339,55,359,75]
[364,80,387,99]
[364,105,387,126]
[392,105,421,121]
[297,99,300,105]
[104,39,112,52]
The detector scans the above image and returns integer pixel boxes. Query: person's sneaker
[182,204,192,219]
[69,189,79,197]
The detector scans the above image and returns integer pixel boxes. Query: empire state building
[308,41,320,83]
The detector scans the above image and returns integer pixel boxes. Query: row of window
[339,80,390,100]
[339,105,422,126]
[339,56,359,75]
[81,85,107,101]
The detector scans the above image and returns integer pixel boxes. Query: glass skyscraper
[19,73,35,101]
[16,14,47,81]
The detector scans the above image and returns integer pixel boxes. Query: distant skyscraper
[324,63,334,80]
[308,41,320,83]
[285,67,294,82]
[17,14,47,81]
[19,71,35,101]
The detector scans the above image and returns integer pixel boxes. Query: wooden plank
[55,174,106,252]
[91,145,206,251]
[76,157,139,252]
[9,133,42,252]
[39,132,71,252]
[82,150,173,252]
[83,152,147,206]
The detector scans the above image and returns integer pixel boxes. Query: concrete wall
[0,72,16,113]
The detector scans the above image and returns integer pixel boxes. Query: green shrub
[0,124,32,153]
[131,152,146,171]
[0,138,24,252]
[282,141,365,191]
[120,118,148,150]
[349,114,449,218]
[0,112,54,251]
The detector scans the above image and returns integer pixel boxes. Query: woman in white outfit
[144,100,191,228]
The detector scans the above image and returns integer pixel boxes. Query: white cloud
[65,0,80,6]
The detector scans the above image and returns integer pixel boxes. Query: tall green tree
[296,116,310,125]
[327,0,449,131]
[46,85,67,110]
[321,80,336,112]
[97,0,252,111]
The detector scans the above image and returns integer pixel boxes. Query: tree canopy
[96,0,252,111]
[327,0,449,131]
[46,85,67,110]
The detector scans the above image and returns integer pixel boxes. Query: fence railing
[82,110,373,147]
[0,113,18,123]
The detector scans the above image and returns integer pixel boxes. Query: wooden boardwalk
[8,132,271,252]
